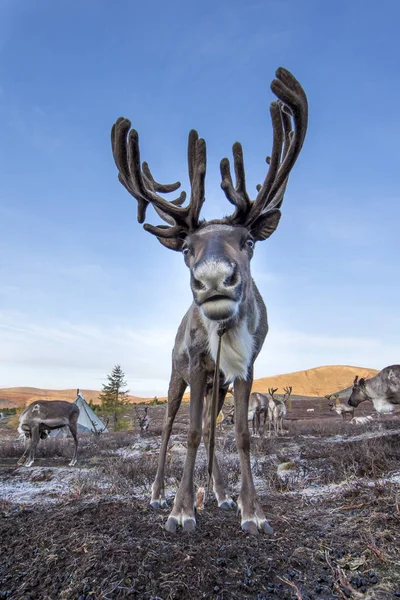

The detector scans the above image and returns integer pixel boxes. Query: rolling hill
[0,365,378,408]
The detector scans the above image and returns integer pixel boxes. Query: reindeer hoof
[242,520,259,535]
[219,498,236,510]
[182,517,196,532]
[242,518,273,535]
[150,499,168,510]
[165,516,179,533]
[261,520,274,535]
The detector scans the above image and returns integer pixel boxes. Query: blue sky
[0,0,399,396]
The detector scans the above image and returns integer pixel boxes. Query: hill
[251,365,378,397]
[0,387,153,409]
[0,365,379,408]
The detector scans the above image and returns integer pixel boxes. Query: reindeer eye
[245,239,254,250]
[182,247,189,256]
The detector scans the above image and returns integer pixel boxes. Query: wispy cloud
[1,310,397,396]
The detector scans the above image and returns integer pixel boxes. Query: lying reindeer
[348,366,400,414]
[18,400,79,467]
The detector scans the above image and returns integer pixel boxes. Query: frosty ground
[0,400,399,600]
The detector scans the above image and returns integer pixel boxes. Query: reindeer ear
[156,236,185,251]
[251,209,281,242]
[359,378,366,388]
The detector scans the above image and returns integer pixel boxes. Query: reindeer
[17,401,79,467]
[348,366,400,414]
[267,387,289,435]
[217,404,235,430]
[134,405,151,433]
[326,394,354,420]
[245,392,268,436]
[111,67,308,535]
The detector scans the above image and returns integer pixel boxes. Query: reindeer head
[282,386,292,404]
[348,376,368,407]
[327,393,340,409]
[111,68,307,324]
[268,387,278,400]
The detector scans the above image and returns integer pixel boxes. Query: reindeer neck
[200,285,261,383]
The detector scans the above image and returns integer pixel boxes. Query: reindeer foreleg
[17,433,30,465]
[151,370,187,509]
[24,425,39,467]
[165,360,206,533]
[234,375,273,535]
[68,414,79,466]
[202,388,235,510]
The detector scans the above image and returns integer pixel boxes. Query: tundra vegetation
[1,395,399,599]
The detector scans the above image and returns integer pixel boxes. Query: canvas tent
[51,392,108,436]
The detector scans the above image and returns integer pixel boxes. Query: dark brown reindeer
[18,401,79,467]
[111,67,308,535]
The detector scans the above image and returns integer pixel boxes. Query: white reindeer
[268,386,291,435]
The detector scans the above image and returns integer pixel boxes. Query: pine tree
[98,365,130,410]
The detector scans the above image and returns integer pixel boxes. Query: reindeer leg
[18,434,30,465]
[165,359,206,533]
[68,414,79,466]
[151,370,187,509]
[234,376,273,536]
[255,410,261,437]
[202,387,235,510]
[262,409,267,436]
[24,425,39,467]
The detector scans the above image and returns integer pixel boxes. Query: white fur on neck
[201,303,260,382]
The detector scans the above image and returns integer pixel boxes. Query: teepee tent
[51,392,108,436]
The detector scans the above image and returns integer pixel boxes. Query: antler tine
[243,67,308,226]
[220,142,252,220]
[188,132,207,231]
[141,129,206,237]
[111,117,190,231]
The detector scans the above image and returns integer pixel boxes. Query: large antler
[111,120,206,248]
[111,67,307,246]
[220,67,308,227]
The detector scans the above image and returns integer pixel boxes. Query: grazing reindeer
[348,366,400,414]
[326,394,354,420]
[18,401,79,467]
[111,67,308,534]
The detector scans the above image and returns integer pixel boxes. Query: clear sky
[0,0,399,396]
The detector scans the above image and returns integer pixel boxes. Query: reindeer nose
[192,259,238,291]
